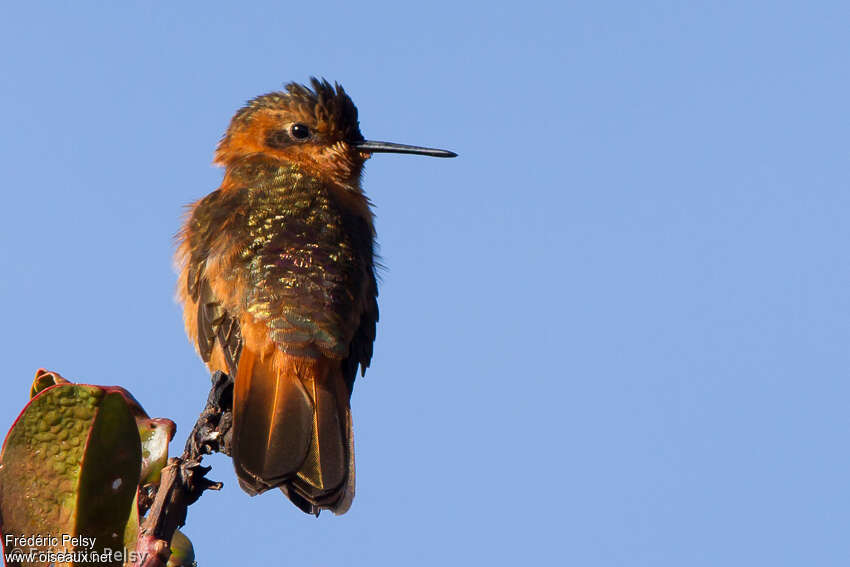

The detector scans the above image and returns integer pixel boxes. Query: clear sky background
[1,2,848,565]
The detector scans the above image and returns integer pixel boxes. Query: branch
[134,371,234,567]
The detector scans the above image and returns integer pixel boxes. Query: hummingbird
[175,78,456,515]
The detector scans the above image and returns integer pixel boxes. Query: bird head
[215,78,456,187]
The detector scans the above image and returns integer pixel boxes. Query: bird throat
[221,155,372,224]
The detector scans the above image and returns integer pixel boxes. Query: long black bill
[353,140,457,158]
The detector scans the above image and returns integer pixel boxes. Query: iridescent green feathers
[182,158,378,389]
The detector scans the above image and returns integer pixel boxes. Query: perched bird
[176,78,455,515]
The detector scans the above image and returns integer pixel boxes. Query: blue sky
[1,2,848,565]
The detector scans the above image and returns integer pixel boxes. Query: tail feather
[295,379,346,493]
[232,346,313,492]
[231,345,354,514]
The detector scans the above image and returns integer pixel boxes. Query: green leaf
[166,529,195,567]
[138,418,176,485]
[0,383,141,566]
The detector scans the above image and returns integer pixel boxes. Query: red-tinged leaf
[0,383,141,567]
[95,387,176,486]
[30,368,70,399]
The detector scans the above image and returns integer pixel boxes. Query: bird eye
[290,123,310,140]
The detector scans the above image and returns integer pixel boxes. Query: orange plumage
[176,78,455,515]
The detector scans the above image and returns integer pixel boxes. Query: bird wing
[177,187,249,378]
[341,276,378,394]
[190,262,243,378]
